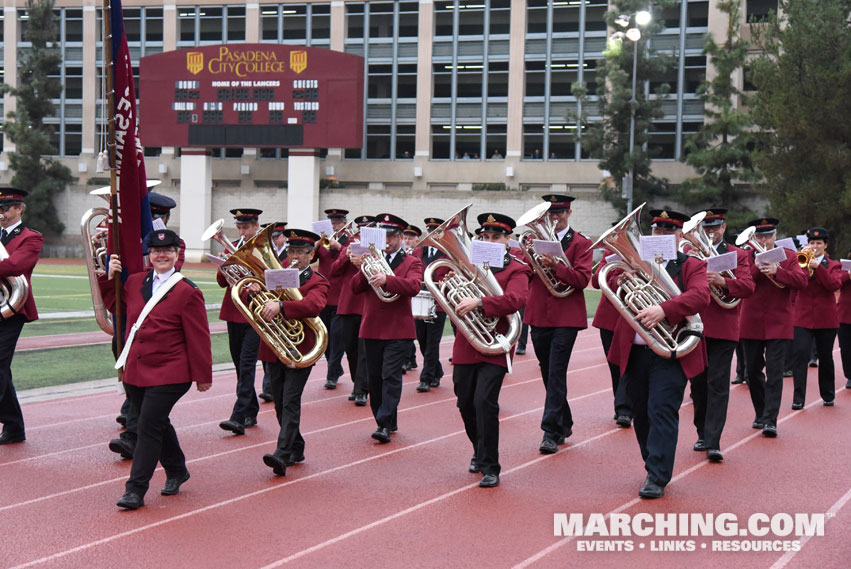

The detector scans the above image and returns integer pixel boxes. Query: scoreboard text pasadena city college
[139,44,365,149]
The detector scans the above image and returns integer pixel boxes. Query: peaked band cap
[403,224,422,237]
[324,208,349,219]
[476,212,516,234]
[230,208,262,223]
[540,194,575,211]
[375,213,408,233]
[146,229,180,248]
[698,207,728,227]
[0,187,28,203]
[806,226,829,241]
[747,217,779,234]
[286,229,320,247]
[424,217,445,228]
[649,208,688,229]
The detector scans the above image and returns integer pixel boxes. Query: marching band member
[218,208,263,436]
[414,218,448,392]
[523,194,592,454]
[687,209,754,463]
[258,221,289,404]
[318,208,347,390]
[257,230,329,476]
[350,213,423,443]
[838,254,851,390]
[606,209,710,499]
[331,215,374,406]
[451,213,530,487]
[402,224,423,375]
[0,188,42,445]
[739,218,807,437]
[791,227,842,408]
[101,229,212,510]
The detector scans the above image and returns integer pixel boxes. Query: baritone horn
[735,226,786,289]
[589,203,703,359]
[679,212,741,309]
[353,234,399,303]
[202,218,253,285]
[80,188,113,334]
[417,204,521,355]
[516,202,573,298]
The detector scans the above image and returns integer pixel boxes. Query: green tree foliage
[572,0,678,216]
[749,0,851,256]
[676,0,760,235]
[0,0,72,236]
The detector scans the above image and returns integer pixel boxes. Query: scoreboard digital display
[139,44,364,149]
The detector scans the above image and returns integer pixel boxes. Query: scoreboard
[139,44,364,149]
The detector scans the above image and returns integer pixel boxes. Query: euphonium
[515,202,574,298]
[355,241,399,303]
[588,203,704,360]
[797,247,815,277]
[679,212,741,309]
[735,226,786,289]
[202,218,253,286]
[417,204,521,355]
[0,241,29,321]
[80,192,113,334]
[223,225,328,368]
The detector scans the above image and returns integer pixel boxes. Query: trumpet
[516,202,573,298]
[735,226,786,289]
[679,212,741,309]
[797,247,815,277]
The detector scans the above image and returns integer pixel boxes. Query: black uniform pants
[453,363,505,476]
[530,326,579,440]
[124,382,191,496]
[320,305,344,382]
[518,308,529,351]
[227,322,260,422]
[340,314,369,395]
[690,338,736,449]
[838,322,851,381]
[415,311,447,384]
[625,346,688,486]
[364,339,411,429]
[0,315,26,435]
[792,327,837,405]
[599,328,631,418]
[267,361,312,461]
[742,338,788,427]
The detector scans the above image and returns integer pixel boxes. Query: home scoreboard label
[139,44,364,149]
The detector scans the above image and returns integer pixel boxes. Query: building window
[746,0,778,22]
[261,3,330,45]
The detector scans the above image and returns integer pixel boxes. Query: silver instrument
[516,202,574,298]
[680,212,741,309]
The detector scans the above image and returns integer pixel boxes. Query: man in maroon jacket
[791,227,842,407]
[218,208,263,436]
[318,208,348,390]
[523,194,592,454]
[350,213,423,443]
[256,230,330,476]
[451,213,530,487]
[606,209,710,499]
[687,209,755,463]
[0,188,43,445]
[739,218,808,437]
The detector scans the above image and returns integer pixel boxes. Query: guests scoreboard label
[139,44,364,148]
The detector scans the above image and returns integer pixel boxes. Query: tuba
[589,203,703,360]
[417,204,521,355]
[80,189,113,334]
[679,212,741,309]
[516,202,574,298]
[735,226,786,289]
[222,225,328,368]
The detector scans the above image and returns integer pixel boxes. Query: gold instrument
[417,204,521,355]
[797,247,815,277]
[80,190,112,334]
[354,238,399,303]
[516,202,574,298]
[223,225,328,368]
[589,203,704,360]
[735,226,786,289]
[679,212,741,309]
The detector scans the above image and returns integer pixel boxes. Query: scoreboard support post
[287,148,320,229]
[179,149,214,262]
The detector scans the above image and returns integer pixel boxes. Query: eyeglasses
[149,247,177,255]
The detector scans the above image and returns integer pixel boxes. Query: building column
[161,1,178,158]
[2,4,17,154]
[505,0,527,161]
[81,0,97,156]
[413,0,434,191]
[326,1,346,160]
[179,149,213,262]
[287,148,320,229]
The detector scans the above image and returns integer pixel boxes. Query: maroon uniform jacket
[793,255,842,329]
[696,242,755,342]
[315,245,342,306]
[739,248,808,341]
[452,254,531,369]
[216,239,248,323]
[0,225,42,322]
[523,228,592,328]
[591,255,620,332]
[257,268,330,363]
[331,249,366,316]
[352,249,423,340]
[607,254,711,380]
[100,270,212,388]
[412,245,446,313]
[839,271,851,325]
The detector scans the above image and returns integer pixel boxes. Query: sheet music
[775,237,798,252]
[532,239,568,263]
[841,259,851,272]
[605,253,622,264]
[755,246,787,265]
[796,234,809,247]
[508,238,520,250]
[639,235,678,261]
[706,251,738,273]
[359,227,387,251]
[470,240,506,268]
[265,269,300,289]
[205,253,225,267]
[311,219,333,238]
[152,218,167,231]
[348,241,371,256]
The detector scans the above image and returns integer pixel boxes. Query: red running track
[1,328,849,569]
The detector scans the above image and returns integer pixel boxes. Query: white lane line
[6,388,611,569]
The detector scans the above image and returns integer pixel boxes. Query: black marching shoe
[731,376,746,385]
[108,438,135,459]
[429,379,441,388]
[262,454,287,476]
[846,379,851,389]
[219,420,245,436]
[791,402,804,410]
[515,347,526,355]
[161,471,190,496]
[348,392,356,401]
[258,392,273,403]
[286,453,305,467]
[693,439,707,452]
[371,427,391,443]
[707,449,724,463]
[324,378,338,390]
[539,437,559,455]
[638,476,665,499]
[762,425,778,438]
[408,361,418,371]
[752,420,764,429]
[808,358,818,368]
[615,415,632,428]
[479,473,500,488]
[0,431,25,445]
[823,400,835,407]
[469,456,480,473]
[116,491,144,510]
[416,381,431,393]
[116,414,127,427]
[354,393,368,406]
[243,416,258,428]
[783,369,793,377]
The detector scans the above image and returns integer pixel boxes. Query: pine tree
[0,0,72,236]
